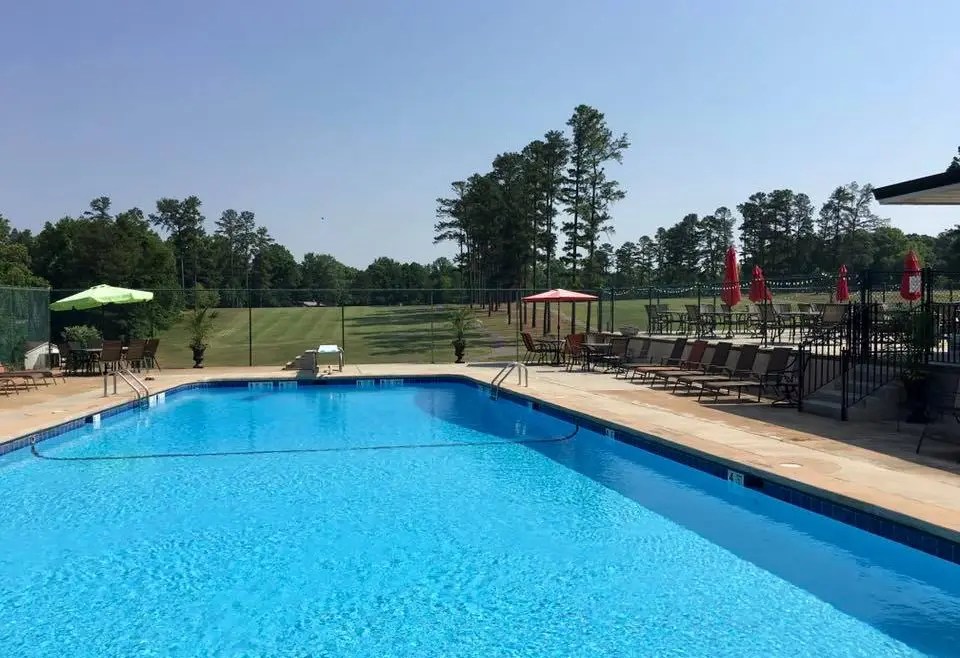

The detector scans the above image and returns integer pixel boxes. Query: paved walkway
[3,364,960,543]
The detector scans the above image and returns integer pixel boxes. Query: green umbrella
[50,284,154,311]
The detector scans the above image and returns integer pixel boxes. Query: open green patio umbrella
[50,284,154,311]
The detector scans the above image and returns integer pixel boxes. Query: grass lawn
[156,305,524,368]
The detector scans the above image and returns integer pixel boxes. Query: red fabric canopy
[522,288,598,303]
[900,250,922,302]
[748,265,772,303]
[719,246,741,307]
[835,264,850,303]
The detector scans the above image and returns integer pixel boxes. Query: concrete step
[804,380,900,421]
[283,352,315,371]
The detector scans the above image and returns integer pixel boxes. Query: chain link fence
[0,286,50,369]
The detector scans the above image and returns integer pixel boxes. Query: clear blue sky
[1,0,958,267]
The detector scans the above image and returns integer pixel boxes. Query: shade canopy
[835,265,850,303]
[522,288,598,303]
[874,167,960,206]
[50,284,154,311]
[900,250,922,302]
[720,246,741,307]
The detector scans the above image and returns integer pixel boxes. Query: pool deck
[3,364,960,546]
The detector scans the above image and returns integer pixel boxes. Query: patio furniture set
[643,302,849,342]
[60,338,161,376]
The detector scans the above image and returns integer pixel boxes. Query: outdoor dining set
[645,301,848,342]
[60,338,161,376]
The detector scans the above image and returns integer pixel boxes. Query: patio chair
[700,347,795,402]
[99,340,124,374]
[757,304,785,342]
[563,334,586,371]
[914,370,960,457]
[594,336,631,372]
[616,338,653,378]
[817,303,848,331]
[125,339,147,372]
[661,342,734,393]
[673,344,761,399]
[521,332,552,365]
[628,338,687,381]
[143,338,162,372]
[632,339,706,383]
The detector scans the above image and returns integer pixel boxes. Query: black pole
[248,289,253,367]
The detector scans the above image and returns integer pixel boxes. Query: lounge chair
[700,347,794,402]
[672,344,761,400]
[616,338,652,378]
[627,338,686,381]
[0,368,63,387]
[633,340,707,384]
[659,342,734,392]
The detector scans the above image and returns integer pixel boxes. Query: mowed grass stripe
[156,306,518,368]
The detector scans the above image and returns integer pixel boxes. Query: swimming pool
[2,379,959,657]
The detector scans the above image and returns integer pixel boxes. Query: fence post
[340,298,346,355]
[430,290,435,364]
[247,288,253,367]
[796,344,805,412]
[515,290,521,363]
[647,286,653,335]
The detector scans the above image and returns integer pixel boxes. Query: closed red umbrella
[748,265,772,303]
[720,246,741,307]
[900,250,922,302]
[835,265,850,303]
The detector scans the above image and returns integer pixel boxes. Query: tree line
[436,127,960,292]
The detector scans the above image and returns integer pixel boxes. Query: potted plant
[448,307,479,363]
[187,305,218,368]
[899,308,938,423]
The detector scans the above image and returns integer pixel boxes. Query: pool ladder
[491,362,528,399]
[104,367,149,400]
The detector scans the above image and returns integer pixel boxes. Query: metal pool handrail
[491,362,528,398]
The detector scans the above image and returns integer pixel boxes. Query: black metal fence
[46,287,611,369]
[796,268,960,419]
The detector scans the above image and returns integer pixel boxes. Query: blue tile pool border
[3,374,958,566]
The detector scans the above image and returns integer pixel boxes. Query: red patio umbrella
[900,250,922,302]
[522,288,599,336]
[720,246,741,307]
[748,265,772,303]
[835,265,850,303]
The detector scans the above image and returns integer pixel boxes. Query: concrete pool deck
[3,364,960,545]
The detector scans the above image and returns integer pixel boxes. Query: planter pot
[452,340,466,364]
[902,376,929,424]
[191,346,206,369]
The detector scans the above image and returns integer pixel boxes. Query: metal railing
[104,367,149,399]
[491,362,529,399]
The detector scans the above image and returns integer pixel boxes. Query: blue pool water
[1,381,959,657]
